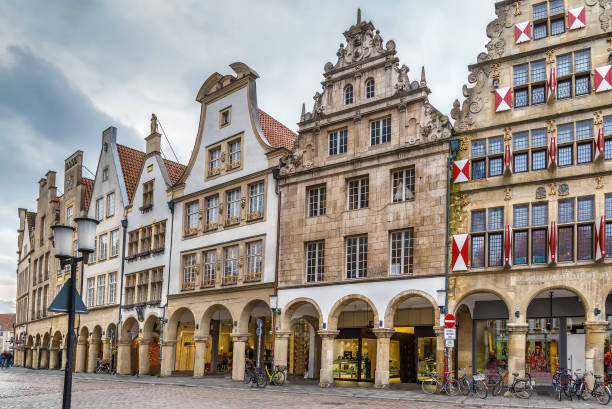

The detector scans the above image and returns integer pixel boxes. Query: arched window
[365,78,375,99]
[344,84,354,105]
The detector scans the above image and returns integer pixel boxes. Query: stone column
[373,328,395,389]
[87,337,101,373]
[273,331,291,368]
[433,326,445,376]
[585,321,608,376]
[61,345,67,370]
[507,323,528,381]
[40,348,48,369]
[25,347,32,368]
[49,347,59,370]
[33,347,40,369]
[317,330,339,388]
[101,337,111,361]
[75,337,87,373]
[159,340,176,377]
[231,333,249,381]
[193,336,209,378]
[138,337,152,376]
[116,340,131,375]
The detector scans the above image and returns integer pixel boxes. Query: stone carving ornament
[419,102,452,142]
[394,64,410,92]
[585,0,612,31]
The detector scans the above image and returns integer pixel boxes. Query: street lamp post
[51,217,98,409]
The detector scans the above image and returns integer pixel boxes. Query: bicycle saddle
[594,375,602,379]
[512,373,519,377]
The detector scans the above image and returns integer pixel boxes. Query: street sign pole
[61,258,76,409]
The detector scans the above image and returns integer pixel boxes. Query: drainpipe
[113,217,128,374]
[446,138,460,378]
[271,168,281,357]
[159,199,175,376]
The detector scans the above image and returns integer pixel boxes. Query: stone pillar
[160,340,176,377]
[40,348,49,369]
[433,326,445,376]
[33,347,40,369]
[318,330,339,388]
[49,347,59,370]
[507,323,528,381]
[193,336,209,378]
[585,321,608,377]
[61,346,67,370]
[373,328,395,389]
[138,338,152,376]
[273,331,291,368]
[25,347,32,368]
[75,337,87,373]
[87,337,101,373]
[117,340,131,375]
[101,337,111,361]
[231,333,249,381]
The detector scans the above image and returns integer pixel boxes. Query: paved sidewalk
[3,367,605,408]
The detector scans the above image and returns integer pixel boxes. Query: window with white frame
[306,241,325,283]
[96,198,104,221]
[110,229,119,257]
[346,235,367,279]
[137,271,148,303]
[223,245,239,284]
[209,147,221,176]
[248,182,264,220]
[186,200,199,233]
[203,250,216,286]
[98,233,108,261]
[182,254,196,290]
[228,140,241,169]
[370,117,391,146]
[246,241,262,281]
[106,192,115,217]
[87,277,95,307]
[151,268,163,301]
[226,189,241,225]
[108,272,117,304]
[89,237,97,264]
[125,274,136,304]
[347,177,369,210]
[97,275,105,306]
[392,168,415,202]
[66,206,73,227]
[328,129,348,156]
[390,229,414,276]
[308,185,326,217]
[344,84,353,105]
[205,195,219,228]
[365,78,375,99]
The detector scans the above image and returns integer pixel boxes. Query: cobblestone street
[0,368,606,409]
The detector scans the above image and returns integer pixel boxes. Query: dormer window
[103,167,109,181]
[365,79,375,99]
[142,181,154,211]
[219,107,231,128]
[344,85,354,105]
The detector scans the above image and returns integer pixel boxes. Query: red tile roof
[82,177,94,211]
[258,109,297,150]
[0,314,15,330]
[163,159,186,186]
[116,144,146,203]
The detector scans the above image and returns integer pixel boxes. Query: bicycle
[575,371,610,405]
[505,372,534,399]
[458,366,488,399]
[254,364,286,388]
[421,371,460,396]
[552,368,575,401]
[243,361,255,385]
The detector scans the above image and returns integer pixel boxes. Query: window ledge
[139,204,153,213]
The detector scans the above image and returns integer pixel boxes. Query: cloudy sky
[0,1,496,313]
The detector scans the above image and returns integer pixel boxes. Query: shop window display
[475,320,508,378]
[526,318,561,384]
[333,337,377,383]
[605,316,612,382]
[417,337,437,380]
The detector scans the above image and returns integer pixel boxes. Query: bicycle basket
[473,374,485,381]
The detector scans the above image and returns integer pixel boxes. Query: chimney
[146,113,162,155]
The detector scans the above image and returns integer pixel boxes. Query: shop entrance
[283,300,321,380]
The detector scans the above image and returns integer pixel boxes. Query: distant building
[0,314,16,353]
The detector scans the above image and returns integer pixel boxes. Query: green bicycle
[255,364,286,388]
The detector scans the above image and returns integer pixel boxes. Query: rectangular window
[489,137,503,155]
[370,117,392,146]
[143,181,154,208]
[606,139,612,160]
[533,3,548,19]
[228,140,241,169]
[574,50,591,72]
[108,272,116,304]
[513,132,529,151]
[306,241,325,282]
[246,241,263,281]
[532,229,547,263]
[209,148,221,175]
[550,0,564,15]
[346,236,368,279]
[182,254,196,290]
[531,85,545,105]
[205,195,219,228]
[328,129,348,156]
[110,229,119,257]
[558,146,573,166]
[557,55,572,77]
[514,153,528,173]
[347,177,369,210]
[392,168,415,202]
[87,277,95,307]
[557,79,572,99]
[125,274,136,304]
[532,203,548,226]
[220,107,231,127]
[471,210,486,232]
[471,235,485,269]
[203,250,216,286]
[223,245,239,284]
[96,198,104,221]
[151,268,163,301]
[99,234,108,261]
[575,76,590,96]
[532,150,546,170]
[558,226,574,262]
[137,271,149,303]
[472,140,486,157]
[557,124,574,143]
[577,142,592,164]
[97,275,105,306]
[550,18,565,35]
[226,189,241,224]
[248,182,265,220]
[513,230,528,265]
[488,208,504,230]
[472,160,485,180]
[576,120,593,140]
[489,157,502,177]
[127,231,138,257]
[488,233,503,267]
[531,129,547,147]
[531,61,546,82]
[308,186,326,217]
[514,64,528,86]
[66,206,73,227]
[513,205,529,228]
[534,22,547,40]
[106,192,115,217]
[153,221,165,250]
[90,237,98,263]
[141,226,152,252]
[577,224,593,261]
[390,229,414,275]
[558,199,574,224]
[577,197,594,221]
[514,88,528,108]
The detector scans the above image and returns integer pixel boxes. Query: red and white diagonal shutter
[515,21,531,44]
[595,216,606,260]
[547,65,556,103]
[568,7,586,30]
[503,143,513,175]
[504,225,513,267]
[453,159,470,183]
[495,87,512,112]
[595,65,612,93]
[548,135,557,168]
[452,234,469,271]
[548,221,557,264]
[595,125,605,161]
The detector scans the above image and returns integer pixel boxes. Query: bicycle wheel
[421,377,438,394]
[445,379,460,396]
[475,380,488,399]
[492,381,504,396]
[594,384,610,405]
[243,369,252,384]
[524,379,535,398]
[459,377,470,396]
[513,380,528,399]
[256,371,267,388]
[272,371,285,386]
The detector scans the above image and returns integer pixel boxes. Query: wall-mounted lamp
[323,322,327,329]
[379,320,383,328]
[594,308,601,316]
[515,311,520,318]
[195,324,199,330]
[436,289,447,315]
[233,321,237,327]
[269,295,281,315]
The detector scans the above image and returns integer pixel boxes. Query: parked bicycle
[243,361,255,385]
[254,363,286,388]
[421,371,459,396]
[552,367,575,401]
[496,371,534,399]
[94,358,110,374]
[575,371,610,405]
[458,366,488,399]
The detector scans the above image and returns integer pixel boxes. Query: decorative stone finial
[300,103,306,121]
[357,8,361,24]
[150,113,158,134]
[420,66,427,86]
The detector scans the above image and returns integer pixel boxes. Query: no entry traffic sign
[444,313,456,329]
